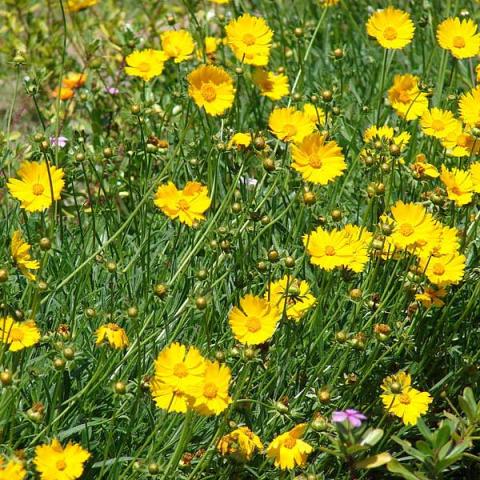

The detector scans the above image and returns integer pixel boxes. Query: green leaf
[416,418,432,442]
[355,452,392,469]
[433,423,452,449]
[387,459,423,480]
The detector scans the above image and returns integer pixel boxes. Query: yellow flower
[410,154,439,179]
[420,108,459,139]
[154,181,211,227]
[437,17,480,59]
[0,456,26,480]
[62,72,87,89]
[415,286,448,308]
[210,0,229,3]
[34,438,91,480]
[228,132,252,150]
[0,317,40,352]
[198,36,221,60]
[252,69,289,100]
[415,223,459,260]
[125,49,167,81]
[441,127,479,158]
[67,0,98,12]
[440,166,474,206]
[420,253,466,286]
[218,426,263,461]
[363,125,410,149]
[389,201,438,251]
[7,161,65,212]
[366,7,415,50]
[267,276,316,321]
[303,103,326,126]
[187,65,235,116]
[11,230,40,281]
[319,0,340,6]
[226,13,273,66]
[150,342,206,413]
[189,360,232,416]
[228,294,280,345]
[266,424,313,470]
[269,107,315,143]
[52,86,75,100]
[95,323,129,349]
[161,30,195,63]
[291,133,346,185]
[459,86,480,127]
[382,386,432,426]
[471,162,480,193]
[381,371,412,395]
[343,224,373,273]
[388,74,429,121]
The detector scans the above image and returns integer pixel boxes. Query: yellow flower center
[201,84,217,102]
[173,362,188,378]
[398,91,412,103]
[453,36,466,48]
[399,393,411,405]
[309,156,323,169]
[399,223,414,236]
[283,124,297,138]
[32,183,45,196]
[137,62,151,73]
[56,460,67,471]
[431,120,445,132]
[203,382,218,399]
[432,263,445,276]
[246,316,261,333]
[383,27,398,41]
[177,199,190,211]
[9,327,24,342]
[324,245,336,256]
[451,186,462,196]
[242,33,257,46]
[284,436,297,449]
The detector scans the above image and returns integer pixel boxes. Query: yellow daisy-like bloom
[34,438,91,480]
[252,69,289,101]
[440,166,474,206]
[303,103,326,126]
[343,224,373,273]
[366,7,415,50]
[226,14,273,66]
[441,127,479,158]
[303,226,355,272]
[420,253,466,286]
[420,108,459,139]
[7,161,65,213]
[291,133,346,185]
[228,294,280,345]
[470,162,480,193]
[52,86,74,101]
[0,317,41,352]
[267,276,316,321]
[269,107,315,143]
[415,286,448,308]
[95,323,129,349]
[228,132,252,150]
[67,0,98,12]
[187,65,235,116]
[218,426,263,461]
[189,360,232,416]
[11,230,40,281]
[388,74,429,121]
[389,201,438,251]
[410,154,439,179]
[62,72,87,89]
[0,456,26,480]
[124,49,167,81]
[381,371,411,395]
[363,125,411,149]
[459,86,480,127]
[150,342,206,413]
[415,223,459,260]
[382,386,432,426]
[437,17,480,59]
[266,424,313,470]
[198,36,221,60]
[161,30,195,63]
[154,181,212,227]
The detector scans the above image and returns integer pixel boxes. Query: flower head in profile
[291,133,346,185]
[388,74,429,120]
[410,154,439,179]
[52,86,74,100]
[440,166,473,206]
[62,72,87,89]
[0,455,26,479]
[267,276,316,321]
[67,0,98,12]
[0,317,41,352]
[226,14,273,66]
[218,426,263,462]
[7,161,65,212]
[228,294,280,345]
[189,360,232,415]
[420,108,459,139]
[95,323,129,349]
[415,286,448,308]
[441,127,479,158]
[332,409,367,428]
[228,132,252,150]
[125,49,167,81]
[154,181,211,227]
[34,438,91,480]
[11,230,40,281]
[420,253,466,286]
[266,424,313,470]
[150,342,206,413]
[269,107,315,143]
[303,103,326,126]
[187,65,235,116]
[252,69,289,100]
[437,17,480,59]
[161,30,195,63]
[366,7,415,49]
[363,125,410,150]
[459,86,480,127]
